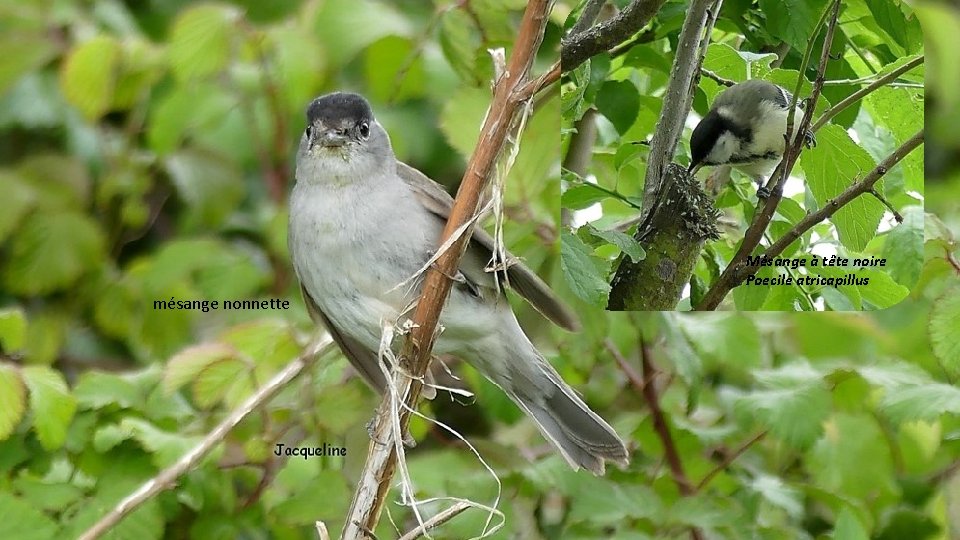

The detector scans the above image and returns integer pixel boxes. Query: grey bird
[688,79,816,198]
[288,92,629,474]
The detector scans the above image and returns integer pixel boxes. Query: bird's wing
[396,161,581,331]
[299,283,437,399]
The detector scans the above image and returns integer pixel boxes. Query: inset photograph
[560,0,924,311]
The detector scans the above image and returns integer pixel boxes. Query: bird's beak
[318,129,349,148]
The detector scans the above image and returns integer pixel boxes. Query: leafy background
[0,0,958,539]
[561,0,925,311]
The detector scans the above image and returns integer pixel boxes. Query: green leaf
[120,417,201,467]
[930,286,960,372]
[875,507,940,540]
[146,83,237,155]
[217,320,301,373]
[734,378,829,448]
[364,36,426,102]
[834,506,869,540]
[561,184,609,210]
[560,231,611,306]
[809,413,898,500]
[24,310,65,365]
[168,4,238,81]
[750,473,803,518]
[733,266,774,310]
[583,224,646,262]
[271,469,351,525]
[163,343,237,394]
[2,212,105,295]
[881,383,960,423]
[855,268,910,309]
[315,384,371,435]
[193,357,250,408]
[0,492,58,540]
[74,371,142,410]
[17,154,91,211]
[865,85,923,192]
[59,35,120,119]
[22,366,77,450]
[759,0,830,51]
[568,477,662,524]
[679,314,762,369]
[11,476,82,512]
[866,0,921,54]
[0,308,27,353]
[439,86,487,158]
[0,364,26,441]
[883,206,924,288]
[562,61,590,116]
[595,80,639,134]
[0,172,35,244]
[311,0,411,65]
[701,44,748,101]
[799,125,884,252]
[164,149,244,228]
[0,31,57,96]
[439,8,480,85]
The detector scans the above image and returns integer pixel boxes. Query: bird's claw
[757,186,772,199]
[803,129,817,149]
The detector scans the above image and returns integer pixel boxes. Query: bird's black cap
[306,92,374,126]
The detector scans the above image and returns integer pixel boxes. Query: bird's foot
[757,186,772,199]
[803,129,817,149]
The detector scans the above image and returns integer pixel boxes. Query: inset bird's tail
[508,357,629,475]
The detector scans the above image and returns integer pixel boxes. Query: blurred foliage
[0,0,958,539]
[561,0,925,311]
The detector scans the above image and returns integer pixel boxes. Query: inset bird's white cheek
[707,132,739,164]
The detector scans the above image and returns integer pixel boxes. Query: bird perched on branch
[688,79,816,198]
[288,92,628,474]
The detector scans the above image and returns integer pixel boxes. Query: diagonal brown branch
[339,2,556,537]
[695,0,841,311]
[696,431,767,491]
[730,129,924,284]
[606,338,704,540]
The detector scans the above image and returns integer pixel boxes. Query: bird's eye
[358,121,370,139]
[305,125,312,139]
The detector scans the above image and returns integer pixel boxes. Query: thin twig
[700,68,736,87]
[397,502,473,540]
[339,3,554,537]
[813,55,923,131]
[695,0,841,311]
[869,188,903,223]
[696,431,767,491]
[517,61,561,99]
[569,0,608,36]
[77,335,336,540]
[561,0,668,71]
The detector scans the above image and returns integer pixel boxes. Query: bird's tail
[507,354,629,475]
